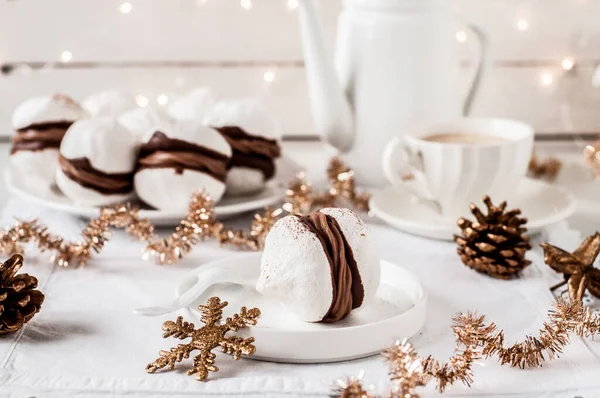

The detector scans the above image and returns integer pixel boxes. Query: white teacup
[382,118,534,219]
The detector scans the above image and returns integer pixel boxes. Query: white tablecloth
[0,197,599,398]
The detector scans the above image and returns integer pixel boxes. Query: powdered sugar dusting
[257,215,333,322]
[257,209,381,323]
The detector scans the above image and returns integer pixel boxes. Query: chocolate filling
[296,213,364,323]
[11,121,73,154]
[216,126,281,180]
[59,155,134,195]
[229,154,276,180]
[136,132,229,182]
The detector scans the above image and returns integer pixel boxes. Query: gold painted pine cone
[0,254,45,335]
[454,196,532,279]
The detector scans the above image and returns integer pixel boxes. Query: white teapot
[296,0,488,186]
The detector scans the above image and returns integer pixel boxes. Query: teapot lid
[347,0,448,10]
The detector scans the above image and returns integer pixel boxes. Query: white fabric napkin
[0,198,599,398]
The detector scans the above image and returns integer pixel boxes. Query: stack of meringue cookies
[9,89,282,210]
[11,90,382,325]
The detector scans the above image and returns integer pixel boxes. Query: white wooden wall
[1,0,599,139]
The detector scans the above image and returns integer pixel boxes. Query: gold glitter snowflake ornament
[146,297,260,381]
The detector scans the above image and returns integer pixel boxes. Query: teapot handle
[462,23,489,116]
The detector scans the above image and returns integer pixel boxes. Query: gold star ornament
[541,232,600,302]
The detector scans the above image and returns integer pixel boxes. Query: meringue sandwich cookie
[166,87,217,122]
[257,208,380,323]
[206,99,282,195]
[134,121,232,210]
[118,107,170,143]
[82,90,137,117]
[10,94,88,185]
[56,118,138,206]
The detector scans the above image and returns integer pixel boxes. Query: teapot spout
[297,0,354,152]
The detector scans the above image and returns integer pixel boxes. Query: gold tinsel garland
[584,142,600,178]
[333,298,600,398]
[331,372,372,398]
[283,157,370,215]
[0,158,369,267]
[528,154,562,181]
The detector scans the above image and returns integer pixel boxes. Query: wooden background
[1,0,599,139]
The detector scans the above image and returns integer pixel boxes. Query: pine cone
[0,254,45,335]
[454,196,532,279]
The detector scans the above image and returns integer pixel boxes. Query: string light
[14,3,581,97]
[135,95,149,107]
[119,1,132,14]
[156,94,169,106]
[263,70,275,83]
[240,0,252,10]
[540,72,554,86]
[60,51,73,63]
[516,19,529,31]
[561,57,575,71]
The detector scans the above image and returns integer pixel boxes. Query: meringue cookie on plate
[10,94,88,186]
[118,106,170,142]
[166,87,216,123]
[257,208,380,323]
[134,120,232,210]
[82,90,137,117]
[204,98,282,196]
[56,117,138,206]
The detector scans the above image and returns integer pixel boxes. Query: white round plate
[369,178,577,241]
[176,253,426,363]
[5,167,284,226]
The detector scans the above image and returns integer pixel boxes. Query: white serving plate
[167,253,427,363]
[5,167,284,226]
[369,178,577,241]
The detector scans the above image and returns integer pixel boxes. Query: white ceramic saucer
[369,178,577,241]
[5,167,284,226]
[137,253,427,364]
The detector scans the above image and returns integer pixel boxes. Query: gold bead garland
[332,298,600,398]
[0,158,369,267]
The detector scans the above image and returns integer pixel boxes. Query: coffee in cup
[422,132,507,145]
[382,118,534,218]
